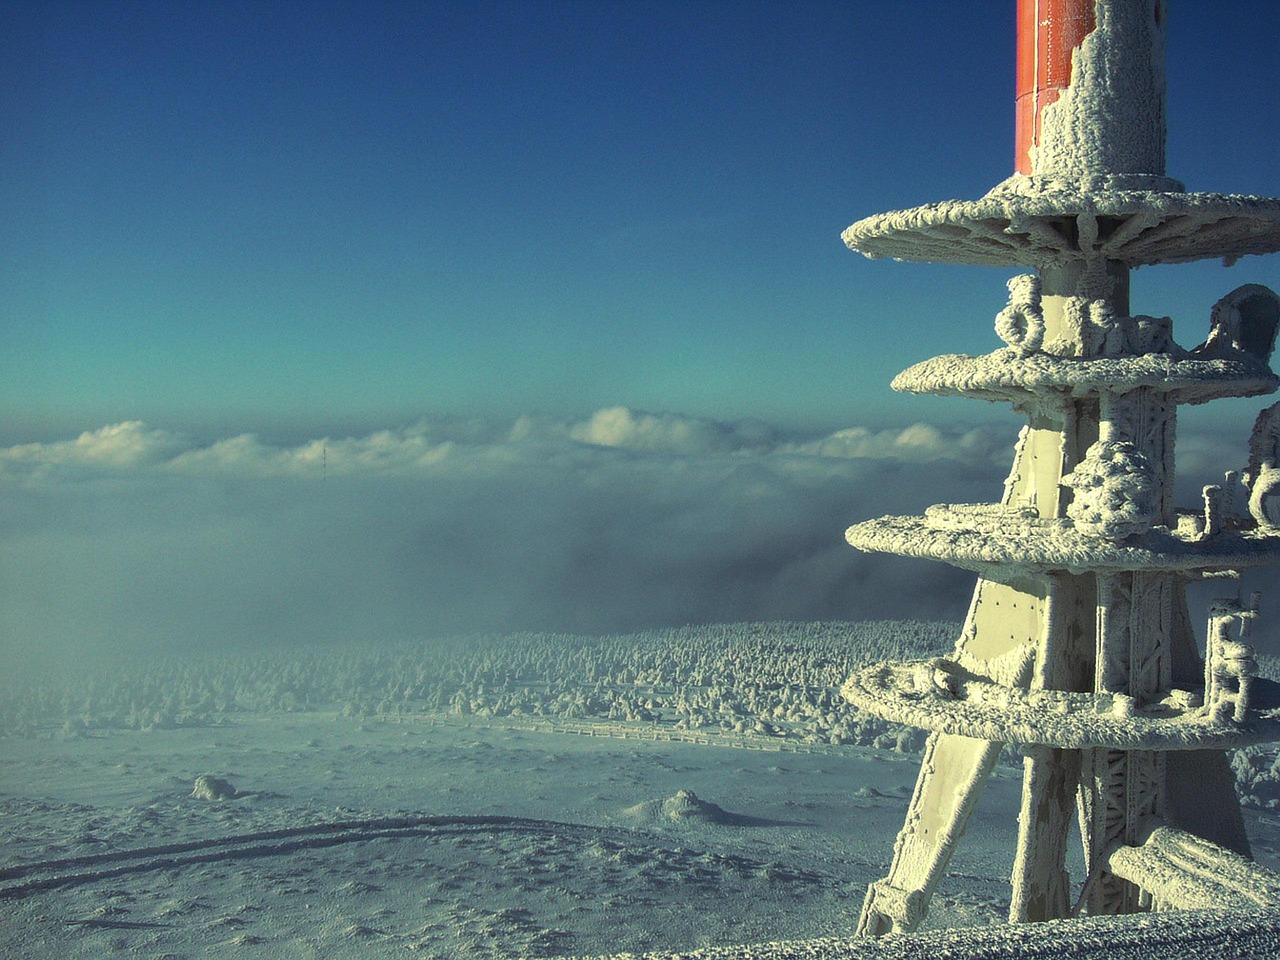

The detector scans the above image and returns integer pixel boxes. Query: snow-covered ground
[1,622,1277,958]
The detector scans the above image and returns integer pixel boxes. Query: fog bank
[1,407,1273,672]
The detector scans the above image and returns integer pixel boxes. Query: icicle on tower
[842,0,1280,934]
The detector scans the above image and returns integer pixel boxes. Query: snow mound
[190,775,239,800]
[623,789,742,825]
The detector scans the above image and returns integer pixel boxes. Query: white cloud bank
[0,409,1011,481]
[0,407,1270,670]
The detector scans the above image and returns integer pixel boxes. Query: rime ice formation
[839,0,1280,940]
[1205,595,1262,725]
[584,911,1280,960]
[891,348,1277,406]
[995,275,1046,354]
[1105,823,1280,912]
[1060,440,1158,539]
[840,181,1280,269]
[846,506,1280,577]
[1029,0,1167,181]
[190,774,239,800]
[841,656,1280,751]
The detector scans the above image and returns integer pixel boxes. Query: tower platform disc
[891,349,1277,406]
[843,179,1280,267]
[842,657,1280,750]
[845,505,1280,577]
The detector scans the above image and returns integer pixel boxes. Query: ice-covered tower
[841,0,1280,935]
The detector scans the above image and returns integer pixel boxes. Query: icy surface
[994,275,1045,354]
[842,186,1280,268]
[1030,0,1165,179]
[891,347,1278,406]
[578,910,1280,959]
[841,657,1280,750]
[1106,824,1280,911]
[1061,440,1158,540]
[845,506,1280,576]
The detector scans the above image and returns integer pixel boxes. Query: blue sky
[4,0,1276,442]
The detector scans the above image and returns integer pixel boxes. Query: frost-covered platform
[843,179,1280,268]
[841,657,1280,750]
[892,349,1277,406]
[845,504,1280,577]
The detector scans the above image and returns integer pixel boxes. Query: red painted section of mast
[1015,0,1096,175]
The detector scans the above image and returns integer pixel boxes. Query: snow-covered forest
[5,621,1277,813]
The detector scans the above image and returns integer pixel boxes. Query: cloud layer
[2,407,1272,671]
[0,409,1015,480]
